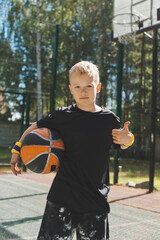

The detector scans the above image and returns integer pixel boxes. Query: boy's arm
[10,122,38,176]
[112,121,134,149]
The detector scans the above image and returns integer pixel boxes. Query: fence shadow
[0,192,47,201]
[109,192,149,203]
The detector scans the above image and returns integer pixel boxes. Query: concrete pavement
[0,172,160,240]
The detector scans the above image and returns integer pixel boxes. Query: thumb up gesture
[112,121,133,146]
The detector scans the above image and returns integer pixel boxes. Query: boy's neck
[76,103,101,112]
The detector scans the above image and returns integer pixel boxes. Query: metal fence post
[51,24,59,112]
[149,28,158,193]
[23,93,31,172]
[114,42,124,184]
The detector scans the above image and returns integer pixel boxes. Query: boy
[11,61,134,240]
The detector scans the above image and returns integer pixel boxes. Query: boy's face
[69,72,101,111]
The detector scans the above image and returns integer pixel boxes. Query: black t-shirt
[37,104,120,214]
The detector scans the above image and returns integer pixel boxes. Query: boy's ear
[97,82,102,93]
[69,85,73,94]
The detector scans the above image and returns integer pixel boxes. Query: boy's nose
[81,87,87,93]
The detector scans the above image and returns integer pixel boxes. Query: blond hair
[69,61,99,83]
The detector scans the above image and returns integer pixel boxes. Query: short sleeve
[37,110,59,130]
[112,113,121,149]
[113,114,121,129]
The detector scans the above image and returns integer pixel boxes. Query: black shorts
[37,201,109,240]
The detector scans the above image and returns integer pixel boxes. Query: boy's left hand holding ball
[10,153,21,176]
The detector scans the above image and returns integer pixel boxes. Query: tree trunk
[96,0,104,106]
[36,0,42,119]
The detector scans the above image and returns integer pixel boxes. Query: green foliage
[1,0,117,111]
[121,32,157,157]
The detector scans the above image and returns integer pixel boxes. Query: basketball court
[1,1,160,239]
[112,0,160,192]
[0,172,160,240]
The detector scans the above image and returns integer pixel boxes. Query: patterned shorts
[37,201,109,240]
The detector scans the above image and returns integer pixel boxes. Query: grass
[0,147,12,162]
[0,148,160,191]
[109,158,160,191]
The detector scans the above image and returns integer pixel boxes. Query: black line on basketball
[22,133,50,147]
[26,153,48,173]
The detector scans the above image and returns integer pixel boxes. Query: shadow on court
[0,172,160,240]
[109,192,148,203]
[1,216,42,227]
[0,192,47,202]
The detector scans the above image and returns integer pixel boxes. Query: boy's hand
[10,153,21,176]
[112,121,132,145]
[10,122,38,176]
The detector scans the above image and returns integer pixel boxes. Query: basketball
[21,128,65,174]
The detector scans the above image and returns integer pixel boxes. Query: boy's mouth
[80,97,88,99]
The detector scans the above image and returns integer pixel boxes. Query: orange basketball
[21,128,64,174]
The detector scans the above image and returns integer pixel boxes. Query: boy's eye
[88,85,92,87]
[75,86,80,89]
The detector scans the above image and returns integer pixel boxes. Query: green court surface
[0,173,160,240]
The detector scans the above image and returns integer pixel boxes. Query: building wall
[0,121,21,147]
